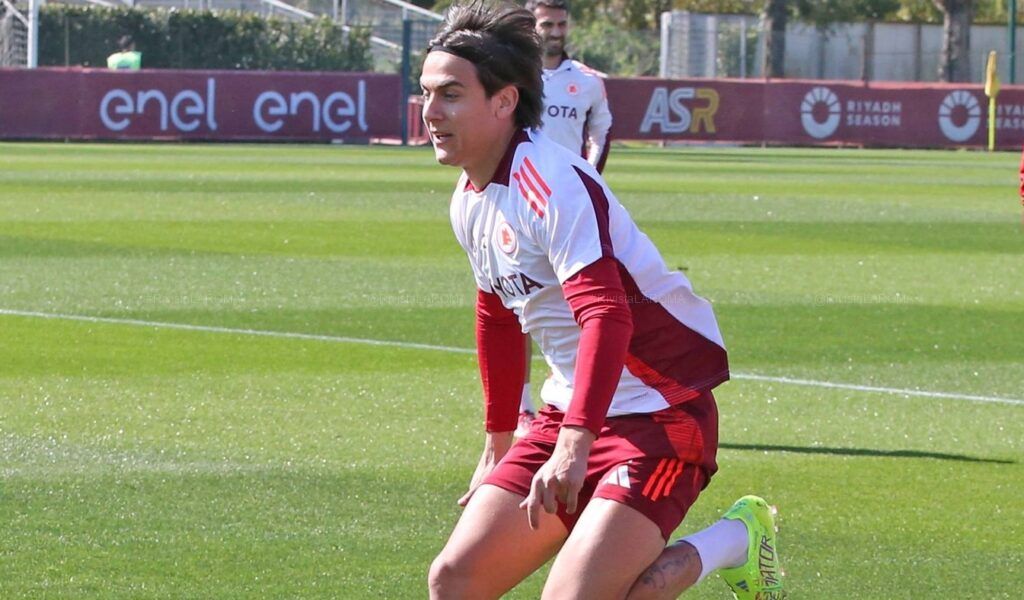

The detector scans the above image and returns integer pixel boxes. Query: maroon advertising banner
[605,78,765,143]
[5,68,1024,148]
[607,76,1024,150]
[0,68,401,141]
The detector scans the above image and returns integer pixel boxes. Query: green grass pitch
[1,142,1022,598]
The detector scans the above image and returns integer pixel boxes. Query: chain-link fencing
[1,0,29,67]
[662,11,1024,83]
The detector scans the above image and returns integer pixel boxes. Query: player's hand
[458,430,514,507]
[520,425,595,530]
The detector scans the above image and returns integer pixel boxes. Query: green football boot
[718,495,785,600]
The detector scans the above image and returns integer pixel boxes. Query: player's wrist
[556,425,595,454]
[484,430,514,457]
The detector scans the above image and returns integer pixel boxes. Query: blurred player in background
[528,0,611,173]
[107,35,142,70]
[1019,148,1024,226]
[420,3,783,598]
[517,0,614,435]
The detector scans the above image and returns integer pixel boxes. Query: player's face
[533,7,569,57]
[420,51,509,173]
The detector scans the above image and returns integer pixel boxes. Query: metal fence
[1,0,29,67]
[661,11,1024,83]
[10,0,442,70]
[660,12,763,79]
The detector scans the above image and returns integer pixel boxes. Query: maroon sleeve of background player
[561,257,634,436]
[595,130,611,174]
[1019,147,1024,200]
[476,289,527,433]
[579,119,612,174]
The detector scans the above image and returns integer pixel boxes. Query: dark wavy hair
[524,0,569,12]
[427,2,543,130]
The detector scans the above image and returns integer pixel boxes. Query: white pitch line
[730,373,1024,407]
[2,308,1022,407]
[0,308,475,355]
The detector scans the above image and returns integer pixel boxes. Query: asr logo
[639,87,719,134]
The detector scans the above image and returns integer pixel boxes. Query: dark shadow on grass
[720,442,1015,464]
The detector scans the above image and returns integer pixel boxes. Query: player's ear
[493,85,519,121]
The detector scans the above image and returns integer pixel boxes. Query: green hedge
[39,5,372,71]
[570,16,660,76]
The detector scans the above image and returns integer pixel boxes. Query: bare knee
[428,553,459,599]
[428,552,485,600]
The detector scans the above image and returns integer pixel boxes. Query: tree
[572,15,660,74]
[932,0,973,81]
[763,0,788,77]
[796,0,899,24]
[796,0,900,80]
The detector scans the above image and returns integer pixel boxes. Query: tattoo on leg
[637,542,701,592]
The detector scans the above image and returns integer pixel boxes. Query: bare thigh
[541,498,667,600]
[430,484,568,599]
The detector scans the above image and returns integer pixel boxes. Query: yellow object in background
[985,51,1000,98]
[985,51,999,151]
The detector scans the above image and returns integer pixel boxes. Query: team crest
[566,83,580,96]
[495,221,517,255]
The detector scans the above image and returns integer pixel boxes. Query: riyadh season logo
[938,90,981,142]
[799,86,903,139]
[800,86,841,139]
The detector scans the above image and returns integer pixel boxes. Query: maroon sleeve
[1019,148,1024,200]
[476,289,527,433]
[561,257,634,436]
[595,131,611,174]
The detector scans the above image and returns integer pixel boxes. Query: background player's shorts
[483,391,719,540]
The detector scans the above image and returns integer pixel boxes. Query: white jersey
[450,129,728,417]
[541,58,612,169]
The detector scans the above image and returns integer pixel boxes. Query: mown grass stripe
[4,307,1020,407]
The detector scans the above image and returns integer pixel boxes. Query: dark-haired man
[517,0,614,436]
[528,0,611,173]
[421,3,784,599]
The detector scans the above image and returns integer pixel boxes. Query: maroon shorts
[483,391,719,540]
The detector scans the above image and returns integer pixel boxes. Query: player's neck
[543,54,563,70]
[464,126,517,191]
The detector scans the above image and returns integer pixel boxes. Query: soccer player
[529,0,612,173]
[517,0,614,436]
[1019,148,1024,221]
[421,3,784,599]
[107,35,142,70]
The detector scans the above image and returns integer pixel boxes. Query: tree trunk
[933,0,973,82]
[763,0,788,78]
[861,20,875,82]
